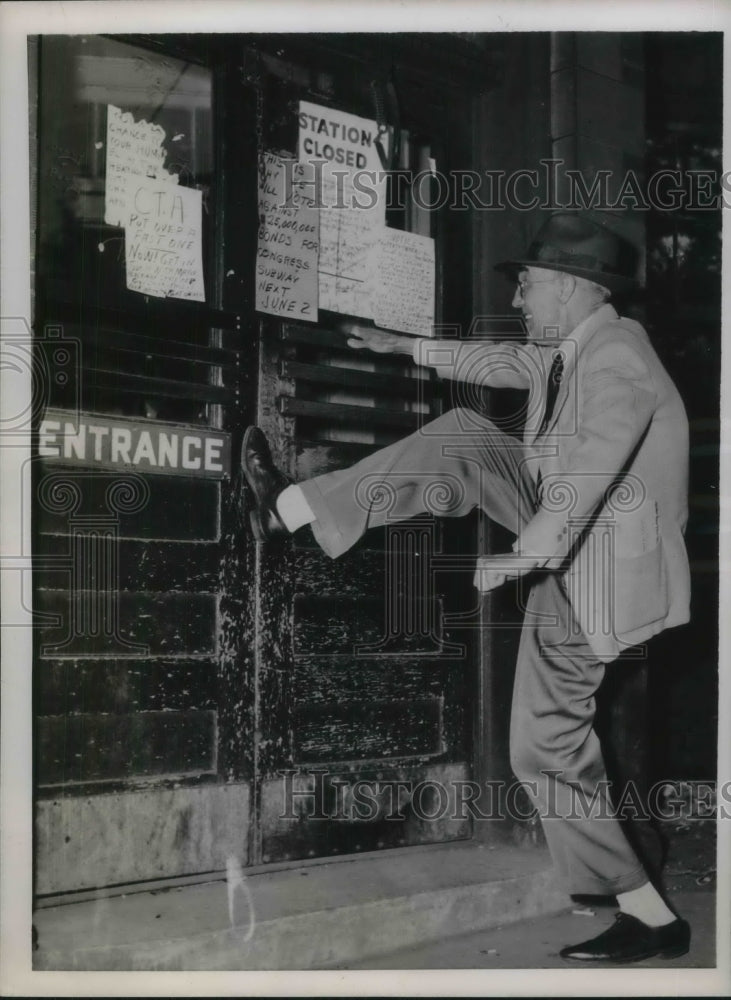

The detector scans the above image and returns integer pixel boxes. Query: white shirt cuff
[412,337,426,365]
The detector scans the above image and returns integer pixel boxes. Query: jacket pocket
[613,544,668,634]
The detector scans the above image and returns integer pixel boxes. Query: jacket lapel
[531,304,618,442]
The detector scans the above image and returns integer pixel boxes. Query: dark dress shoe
[241,426,290,542]
[560,912,690,964]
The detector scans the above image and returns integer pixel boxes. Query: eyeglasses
[516,277,558,295]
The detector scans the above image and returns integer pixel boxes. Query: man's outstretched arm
[342,321,535,391]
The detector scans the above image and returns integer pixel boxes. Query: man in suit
[243,212,691,962]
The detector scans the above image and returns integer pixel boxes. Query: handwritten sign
[123,176,205,301]
[317,207,384,318]
[298,101,388,318]
[256,152,319,321]
[104,104,178,227]
[369,229,435,336]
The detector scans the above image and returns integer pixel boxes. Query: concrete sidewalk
[333,817,718,970]
[331,889,715,969]
[33,818,718,972]
[34,840,568,971]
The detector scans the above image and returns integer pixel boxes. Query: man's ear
[556,272,576,303]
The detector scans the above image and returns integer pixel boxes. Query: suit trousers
[298,407,649,895]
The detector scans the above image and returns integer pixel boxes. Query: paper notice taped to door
[369,229,435,336]
[256,152,319,321]
[298,100,388,318]
[123,175,205,301]
[105,104,178,227]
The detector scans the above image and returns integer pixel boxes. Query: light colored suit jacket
[415,304,690,662]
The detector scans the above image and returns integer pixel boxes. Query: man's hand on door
[341,321,414,355]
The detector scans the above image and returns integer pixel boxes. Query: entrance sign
[38,410,231,479]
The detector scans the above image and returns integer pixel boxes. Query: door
[33,32,490,895]
[241,36,482,864]
[32,33,250,895]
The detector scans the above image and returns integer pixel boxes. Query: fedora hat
[495,212,639,295]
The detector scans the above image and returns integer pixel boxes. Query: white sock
[275,484,316,533]
[616,882,676,927]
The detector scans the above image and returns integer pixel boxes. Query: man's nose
[512,287,523,309]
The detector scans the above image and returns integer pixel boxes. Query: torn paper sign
[105,104,178,227]
[123,175,205,302]
[256,152,319,322]
[369,228,435,337]
[298,100,388,318]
